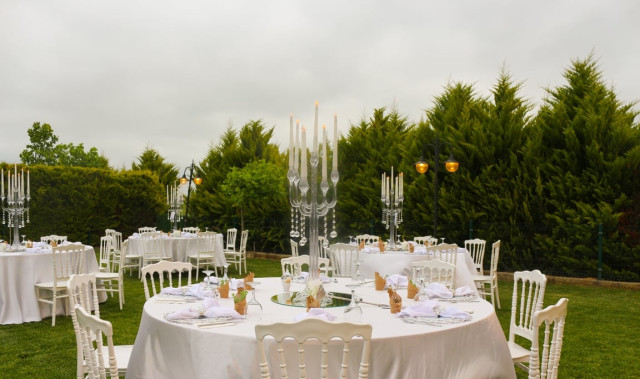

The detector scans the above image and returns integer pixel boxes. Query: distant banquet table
[126,233,210,262]
[358,246,478,288]
[0,242,99,325]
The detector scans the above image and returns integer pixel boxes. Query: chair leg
[494,281,501,309]
[51,290,57,327]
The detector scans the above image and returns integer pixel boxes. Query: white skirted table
[0,243,99,325]
[126,234,224,263]
[126,277,515,379]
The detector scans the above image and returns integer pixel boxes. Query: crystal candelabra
[288,102,339,306]
[166,183,183,231]
[1,164,30,252]
[381,167,404,250]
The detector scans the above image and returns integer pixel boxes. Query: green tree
[20,122,59,165]
[190,120,286,250]
[529,55,640,279]
[131,146,179,187]
[220,160,288,250]
[20,122,110,168]
[337,108,412,239]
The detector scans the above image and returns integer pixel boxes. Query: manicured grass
[1,256,638,378]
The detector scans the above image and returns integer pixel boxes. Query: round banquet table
[126,234,224,263]
[0,244,99,324]
[358,247,478,289]
[126,277,515,379]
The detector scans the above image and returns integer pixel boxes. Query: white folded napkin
[229,278,242,290]
[362,246,380,253]
[161,284,215,299]
[397,300,440,317]
[293,308,337,322]
[165,297,242,320]
[397,300,470,319]
[425,282,453,299]
[386,274,408,288]
[413,246,427,254]
[454,286,475,297]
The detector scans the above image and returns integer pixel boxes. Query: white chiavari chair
[255,318,372,379]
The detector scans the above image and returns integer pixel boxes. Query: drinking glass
[343,286,363,322]
[245,282,263,321]
[222,264,230,281]
[440,237,446,244]
[352,261,364,283]
[21,235,27,246]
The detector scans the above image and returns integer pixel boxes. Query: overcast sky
[1,1,638,169]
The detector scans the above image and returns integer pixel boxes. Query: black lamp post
[179,159,202,226]
[414,133,459,237]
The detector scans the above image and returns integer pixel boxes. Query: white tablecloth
[0,244,99,325]
[126,235,219,263]
[126,277,515,379]
[358,248,478,289]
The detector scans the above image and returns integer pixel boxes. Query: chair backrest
[255,318,372,379]
[488,240,501,278]
[68,274,101,379]
[239,230,249,253]
[281,255,330,277]
[509,270,547,344]
[464,238,486,274]
[355,234,378,245]
[138,226,156,233]
[413,236,431,245]
[105,229,116,238]
[41,235,53,244]
[290,239,299,257]
[52,245,85,284]
[411,259,456,289]
[427,237,438,246]
[329,243,360,278]
[141,261,193,300]
[197,231,216,254]
[74,305,119,379]
[430,243,458,266]
[226,228,238,251]
[183,227,200,233]
[51,235,68,244]
[528,298,569,379]
[318,236,329,259]
[98,236,113,272]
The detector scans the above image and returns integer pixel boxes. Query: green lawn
[1,257,638,378]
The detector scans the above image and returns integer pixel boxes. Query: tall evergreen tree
[131,146,179,187]
[337,108,411,239]
[529,55,640,279]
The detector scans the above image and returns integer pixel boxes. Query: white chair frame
[413,236,432,246]
[183,227,200,234]
[472,240,501,308]
[141,261,193,300]
[464,238,486,275]
[281,255,330,277]
[225,229,248,275]
[95,241,126,310]
[74,305,132,379]
[329,243,360,278]
[528,298,569,379]
[188,231,219,280]
[68,274,101,379]
[411,259,456,289]
[508,269,548,372]
[255,318,372,379]
[138,226,157,233]
[35,244,85,326]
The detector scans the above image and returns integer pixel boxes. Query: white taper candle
[313,102,318,154]
[322,125,327,181]
[333,113,338,171]
[301,126,307,180]
[289,114,294,169]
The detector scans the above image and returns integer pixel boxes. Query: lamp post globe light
[180,159,202,227]
[414,133,459,238]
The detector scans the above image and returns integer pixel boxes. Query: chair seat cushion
[508,341,531,362]
[188,254,214,259]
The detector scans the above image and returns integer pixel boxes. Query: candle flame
[315,101,319,106]
[322,124,326,129]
